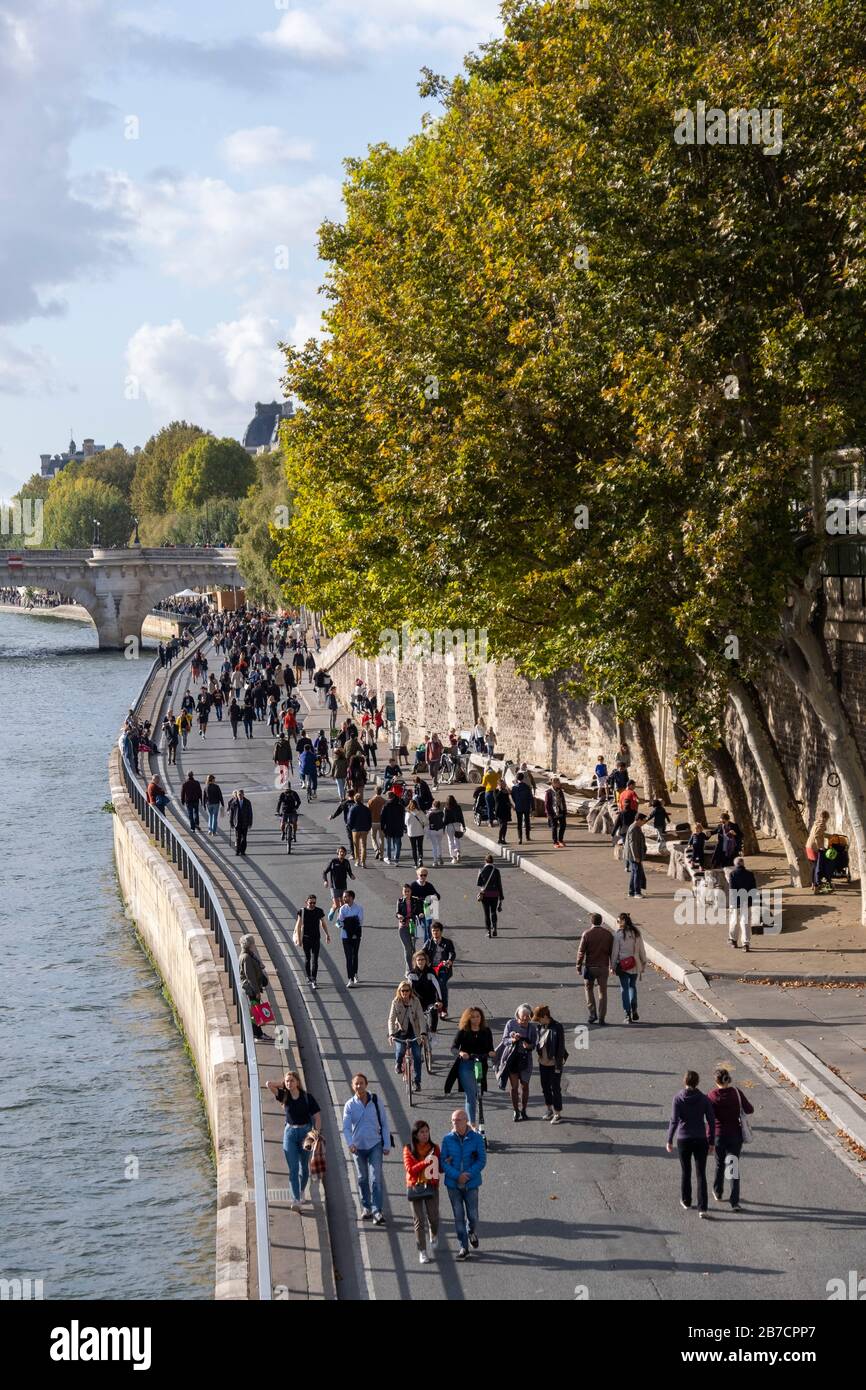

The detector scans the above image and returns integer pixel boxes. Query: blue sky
[0,0,503,495]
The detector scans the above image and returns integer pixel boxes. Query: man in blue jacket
[510,771,534,845]
[441,1108,487,1260]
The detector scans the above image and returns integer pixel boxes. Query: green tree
[236,450,292,605]
[43,476,133,548]
[131,421,205,516]
[79,445,137,500]
[170,436,255,511]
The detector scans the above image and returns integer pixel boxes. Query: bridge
[0,546,244,648]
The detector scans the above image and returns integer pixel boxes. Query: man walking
[544,777,567,848]
[346,793,372,867]
[181,771,202,833]
[425,731,444,788]
[510,770,533,845]
[576,913,613,1025]
[341,1073,390,1224]
[234,789,253,856]
[323,845,355,921]
[728,856,757,952]
[441,1109,486,1260]
[624,812,648,898]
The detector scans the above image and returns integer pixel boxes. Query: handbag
[310,1135,327,1177]
[619,954,636,972]
[454,825,465,839]
[252,998,275,1026]
[477,864,498,902]
[293,917,303,947]
[407,1183,436,1201]
[737,1089,753,1143]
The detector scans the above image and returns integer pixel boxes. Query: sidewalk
[443,779,866,1132]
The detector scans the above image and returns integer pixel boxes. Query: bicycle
[306,780,316,803]
[394,1033,415,1108]
[282,814,298,854]
[421,1033,433,1076]
[474,1057,488,1146]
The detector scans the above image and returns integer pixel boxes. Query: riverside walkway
[148,640,866,1301]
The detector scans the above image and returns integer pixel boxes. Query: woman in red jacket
[707,1067,754,1211]
[403,1119,441,1265]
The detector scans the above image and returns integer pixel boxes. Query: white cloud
[264,11,349,65]
[126,316,286,435]
[261,1,501,59]
[0,335,69,396]
[221,127,315,171]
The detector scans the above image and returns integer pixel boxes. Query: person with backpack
[443,795,466,863]
[510,771,534,844]
[403,1119,441,1264]
[441,1109,487,1259]
[531,1004,568,1122]
[277,782,301,843]
[544,778,567,848]
[666,1070,716,1217]
[341,1073,391,1225]
[707,1067,755,1211]
[610,912,648,1022]
[476,853,504,937]
[338,890,364,988]
[267,1070,321,1211]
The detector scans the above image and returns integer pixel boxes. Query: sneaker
[729,940,738,948]
[347,979,355,989]
[712,1191,723,1202]
[394,1064,402,1073]
[625,1014,633,1024]
[631,1011,639,1021]
[468,1231,479,1249]
[419,1251,429,1265]
[513,1110,521,1122]
[372,1211,385,1226]
[730,1203,742,1212]
[543,1108,553,1120]
[311,980,317,991]
[588,1015,598,1026]
[290,1199,301,1212]
[597,1019,607,1027]
[680,1200,691,1210]
[550,1113,561,1124]
[353,976,360,985]
[520,1109,528,1121]
[456,1247,469,1261]
[360,1208,373,1220]
[698,1211,709,1219]
[430,1235,439,1251]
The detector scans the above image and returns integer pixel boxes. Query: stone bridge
[0,546,244,648]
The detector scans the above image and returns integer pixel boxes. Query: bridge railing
[117,645,272,1301]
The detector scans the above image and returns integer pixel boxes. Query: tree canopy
[43,475,133,549]
[169,435,255,511]
[131,421,206,517]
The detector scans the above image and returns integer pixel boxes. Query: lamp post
[92,518,101,548]
[132,515,140,546]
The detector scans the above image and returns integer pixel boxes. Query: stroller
[412,744,428,774]
[824,834,851,883]
[473,785,493,826]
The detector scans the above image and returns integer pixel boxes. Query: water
[0,610,214,1300]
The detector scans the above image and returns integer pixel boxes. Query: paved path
[157,655,866,1300]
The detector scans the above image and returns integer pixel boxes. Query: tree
[79,446,137,500]
[43,476,133,548]
[170,436,255,512]
[131,421,205,516]
[235,450,292,606]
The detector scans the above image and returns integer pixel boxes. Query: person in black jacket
[446,1006,495,1128]
[323,845,355,921]
[666,1070,716,1216]
[233,790,254,856]
[422,922,456,1017]
[510,772,533,844]
[476,853,504,937]
[380,791,407,865]
[494,785,512,845]
[532,1005,568,1123]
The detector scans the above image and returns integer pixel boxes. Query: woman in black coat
[476,852,504,938]
[532,1005,568,1123]
[494,786,512,846]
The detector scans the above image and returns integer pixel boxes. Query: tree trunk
[727,676,811,886]
[672,716,707,825]
[633,705,672,804]
[708,738,760,856]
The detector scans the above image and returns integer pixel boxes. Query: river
[0,609,214,1300]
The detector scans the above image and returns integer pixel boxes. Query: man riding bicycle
[276,783,301,841]
[298,745,318,799]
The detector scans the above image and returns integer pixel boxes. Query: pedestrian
[239,933,269,1041]
[273,733,294,786]
[266,1070,321,1211]
[366,785,385,860]
[443,794,466,863]
[196,692,210,738]
[426,800,446,866]
[228,697,241,740]
[396,883,424,969]
[544,777,567,847]
[326,687,338,735]
[446,1007,495,1128]
[576,912,613,1025]
[211,685,224,722]
[728,856,757,952]
[346,793,372,867]
[610,912,647,1022]
[624,812,648,898]
[531,1004,568,1122]
[323,844,355,920]
[181,771,202,833]
[295,893,330,990]
[646,797,669,849]
[594,753,609,799]
[242,700,255,740]
[711,812,742,870]
[425,732,444,788]
[687,822,708,870]
[476,852,504,938]
[494,784,511,845]
[806,810,833,894]
[707,1067,754,1211]
[485,725,496,757]
[406,799,428,867]
[233,789,253,856]
[381,790,406,865]
[164,718,179,766]
[403,1119,441,1264]
[388,981,427,1090]
[494,1003,538,1121]
[422,920,456,1017]
[480,762,500,826]
[177,710,191,750]
[341,1073,391,1224]
[338,890,364,987]
[441,1109,486,1259]
[666,1070,716,1217]
[204,773,225,836]
[510,771,533,844]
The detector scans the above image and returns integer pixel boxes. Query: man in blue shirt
[341,1073,391,1224]
[441,1108,487,1259]
[337,890,364,987]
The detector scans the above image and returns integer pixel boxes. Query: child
[646,798,670,849]
[594,754,609,799]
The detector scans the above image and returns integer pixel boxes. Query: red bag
[252,998,275,1026]
[309,1136,326,1177]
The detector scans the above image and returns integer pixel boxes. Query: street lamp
[92,518,101,547]
[132,515,140,546]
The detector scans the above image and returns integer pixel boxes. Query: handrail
[118,642,272,1301]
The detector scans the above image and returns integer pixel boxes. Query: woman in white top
[806,810,832,894]
[610,912,648,1024]
[406,800,429,868]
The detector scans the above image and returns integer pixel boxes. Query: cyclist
[314,730,330,775]
[422,921,456,1018]
[388,982,427,1091]
[406,950,443,1048]
[396,882,425,968]
[276,783,301,843]
[299,744,318,799]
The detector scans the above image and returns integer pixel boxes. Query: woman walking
[403,1119,441,1264]
[447,1007,495,1128]
[494,1003,538,1122]
[266,1070,321,1211]
[443,795,466,864]
[388,982,427,1091]
[494,785,512,846]
[406,799,428,868]
[707,1068,754,1211]
[204,773,225,836]
[228,697,241,740]
[239,934,270,1041]
[610,912,648,1023]
[665,1070,716,1217]
[531,1004,568,1123]
[806,809,833,894]
[396,883,423,969]
[476,853,504,938]
[427,801,446,867]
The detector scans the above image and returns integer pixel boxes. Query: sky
[0,0,503,496]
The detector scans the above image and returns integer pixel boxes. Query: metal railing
[118,645,272,1301]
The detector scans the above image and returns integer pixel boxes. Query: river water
[0,610,214,1300]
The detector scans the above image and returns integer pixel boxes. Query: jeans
[584,966,608,1021]
[549,814,566,844]
[302,938,320,981]
[714,1136,743,1205]
[428,758,441,786]
[618,970,638,1015]
[386,834,403,863]
[342,934,361,980]
[458,1059,479,1125]
[207,804,219,834]
[395,1036,422,1085]
[516,809,531,842]
[539,1065,563,1113]
[427,829,444,864]
[336,777,346,801]
[677,1138,709,1211]
[352,1143,384,1214]
[283,1123,312,1202]
[447,1185,479,1249]
[186,802,200,831]
[243,716,254,739]
[628,860,647,895]
[214,703,222,721]
[485,790,497,823]
[398,924,416,969]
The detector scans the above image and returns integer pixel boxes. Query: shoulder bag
[737,1088,753,1143]
[477,865,497,902]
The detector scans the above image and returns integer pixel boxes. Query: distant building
[39,436,141,478]
[242,401,294,456]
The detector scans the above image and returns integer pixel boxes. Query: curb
[464,825,866,1153]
